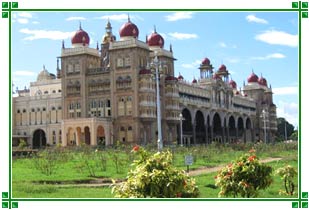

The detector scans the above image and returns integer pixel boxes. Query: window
[44,91,49,94]
[42,107,46,111]
[17,109,20,114]
[58,89,61,93]
[125,57,131,67]
[52,90,56,93]
[76,102,81,109]
[117,58,123,67]
[51,107,56,111]
[128,126,132,131]
[31,108,35,112]
[37,108,40,112]
[58,106,62,110]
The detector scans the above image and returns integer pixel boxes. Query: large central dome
[119,17,139,38]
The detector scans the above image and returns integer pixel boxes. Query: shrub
[276,165,297,195]
[215,149,273,198]
[112,146,199,198]
[33,149,58,176]
[18,139,27,150]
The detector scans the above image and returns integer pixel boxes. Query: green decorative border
[1,1,308,209]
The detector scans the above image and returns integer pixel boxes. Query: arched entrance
[195,110,206,144]
[85,126,90,145]
[213,113,222,142]
[32,129,46,149]
[182,108,193,145]
[97,125,105,145]
[245,118,252,143]
[228,116,236,143]
[237,117,244,142]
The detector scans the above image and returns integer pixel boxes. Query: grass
[12,142,298,198]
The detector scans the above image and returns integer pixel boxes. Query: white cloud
[255,30,298,47]
[168,32,198,40]
[276,101,298,126]
[251,53,286,60]
[32,21,39,24]
[219,42,227,48]
[13,71,36,76]
[273,86,298,95]
[165,12,193,21]
[66,16,86,21]
[17,12,32,18]
[246,15,268,24]
[95,14,129,21]
[17,18,29,24]
[181,60,201,69]
[19,28,75,41]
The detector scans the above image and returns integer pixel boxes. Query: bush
[33,149,58,176]
[215,149,273,198]
[112,146,199,198]
[18,139,27,150]
[276,165,297,195]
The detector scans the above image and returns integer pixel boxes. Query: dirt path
[188,157,282,176]
[54,157,282,188]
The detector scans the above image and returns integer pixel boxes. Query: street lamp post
[262,109,267,143]
[179,113,183,147]
[152,53,163,152]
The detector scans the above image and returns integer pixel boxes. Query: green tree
[215,149,273,198]
[112,146,199,198]
[276,118,294,140]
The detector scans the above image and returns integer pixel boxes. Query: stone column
[76,130,80,146]
[61,123,67,146]
[205,123,209,145]
[221,126,225,144]
[226,126,230,143]
[210,125,213,144]
[90,124,96,146]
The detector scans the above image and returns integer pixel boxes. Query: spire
[170,44,173,53]
[154,25,157,33]
[43,64,46,70]
[146,34,148,43]
[96,41,99,50]
[57,58,59,70]
[128,14,131,22]
[79,21,82,30]
[62,40,65,49]
[243,80,245,87]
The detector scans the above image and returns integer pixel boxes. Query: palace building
[12,18,277,148]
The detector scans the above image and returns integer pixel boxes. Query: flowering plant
[215,149,273,198]
[112,146,199,198]
[276,165,297,195]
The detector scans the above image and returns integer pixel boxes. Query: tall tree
[276,118,294,140]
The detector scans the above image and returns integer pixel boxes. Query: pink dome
[192,78,197,83]
[247,72,259,83]
[202,57,210,65]
[218,64,227,72]
[119,18,139,38]
[71,25,90,46]
[147,31,164,48]
[229,79,237,89]
[178,74,184,80]
[258,76,267,86]
[165,75,178,81]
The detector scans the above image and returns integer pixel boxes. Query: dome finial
[128,14,131,22]
[96,41,99,50]
[62,40,65,49]
[154,25,157,33]
[79,21,82,30]
[43,64,46,70]
[170,43,173,52]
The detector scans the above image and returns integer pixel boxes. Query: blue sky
[11,11,299,126]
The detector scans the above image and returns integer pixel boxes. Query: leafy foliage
[112,146,199,198]
[276,165,297,195]
[215,149,273,198]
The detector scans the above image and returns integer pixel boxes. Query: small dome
[212,73,221,80]
[37,65,55,81]
[235,91,240,95]
[218,64,227,72]
[258,76,267,86]
[165,75,178,81]
[229,79,237,89]
[119,17,139,38]
[247,72,259,83]
[201,57,210,65]
[147,28,164,48]
[178,73,184,80]
[192,78,197,83]
[139,68,152,75]
[71,24,90,47]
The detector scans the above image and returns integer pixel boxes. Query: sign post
[185,155,193,173]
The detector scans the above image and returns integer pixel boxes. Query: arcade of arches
[61,118,112,146]
[178,108,254,145]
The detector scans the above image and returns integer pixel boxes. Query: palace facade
[12,18,277,148]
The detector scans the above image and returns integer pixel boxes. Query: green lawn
[12,142,298,198]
